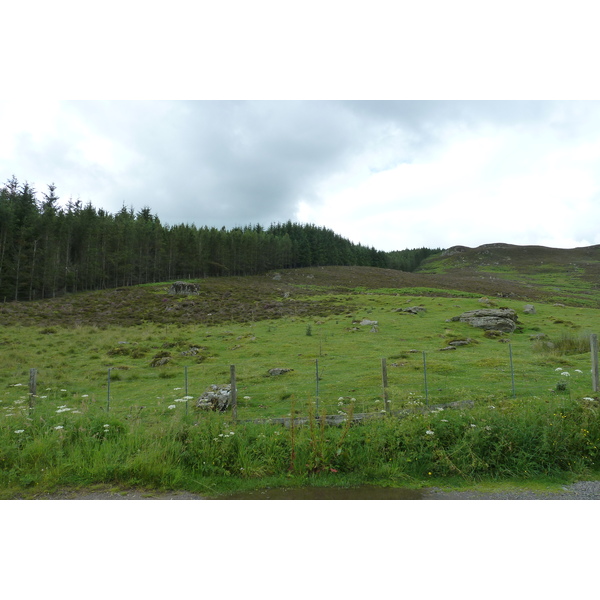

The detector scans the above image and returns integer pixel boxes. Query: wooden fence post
[591,334,599,393]
[185,366,189,416]
[230,364,237,420]
[29,368,37,409]
[107,368,111,413]
[422,351,429,405]
[381,358,390,414]
[509,343,516,398]
[315,359,320,413]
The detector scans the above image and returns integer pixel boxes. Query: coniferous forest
[0,176,442,301]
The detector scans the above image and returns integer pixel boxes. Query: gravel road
[423,480,600,500]
[23,480,600,500]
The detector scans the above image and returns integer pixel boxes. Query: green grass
[3,294,598,422]
[2,264,600,497]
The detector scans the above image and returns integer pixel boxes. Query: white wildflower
[575,369,583,374]
[555,368,563,372]
[14,429,24,434]
[425,430,434,435]
[441,419,448,422]
[167,405,176,409]
[561,371,570,377]
[54,425,64,430]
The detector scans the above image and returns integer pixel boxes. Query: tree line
[0,176,442,301]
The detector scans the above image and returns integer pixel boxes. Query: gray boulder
[523,304,536,314]
[451,308,519,333]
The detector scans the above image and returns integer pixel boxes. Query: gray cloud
[3,100,600,249]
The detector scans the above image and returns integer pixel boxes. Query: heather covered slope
[3,239,600,328]
[0,264,566,328]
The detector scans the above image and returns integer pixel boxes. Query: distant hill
[416,242,600,307]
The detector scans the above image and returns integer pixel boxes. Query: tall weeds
[1,394,599,496]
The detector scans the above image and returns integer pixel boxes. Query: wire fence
[12,336,599,426]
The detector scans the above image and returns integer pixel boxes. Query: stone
[395,306,426,314]
[196,384,231,411]
[268,368,294,376]
[360,319,378,326]
[530,333,547,340]
[523,304,536,314]
[150,352,171,367]
[451,308,519,333]
[447,339,473,347]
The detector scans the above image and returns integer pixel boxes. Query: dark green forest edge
[0,177,440,302]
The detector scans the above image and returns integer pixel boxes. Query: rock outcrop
[196,384,231,411]
[450,308,519,333]
[169,281,200,295]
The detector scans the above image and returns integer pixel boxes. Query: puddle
[218,485,424,500]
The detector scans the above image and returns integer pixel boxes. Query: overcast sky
[3,99,600,252]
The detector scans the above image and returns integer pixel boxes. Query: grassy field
[2,257,600,497]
